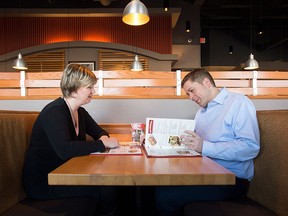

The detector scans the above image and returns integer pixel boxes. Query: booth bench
[0,110,287,216]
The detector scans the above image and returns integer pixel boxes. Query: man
[155,68,260,216]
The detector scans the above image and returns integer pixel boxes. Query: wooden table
[48,134,235,186]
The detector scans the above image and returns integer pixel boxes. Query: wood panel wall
[0,16,172,56]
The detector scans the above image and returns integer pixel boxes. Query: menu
[91,142,142,155]
[143,117,201,157]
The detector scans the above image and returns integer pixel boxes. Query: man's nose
[188,93,194,100]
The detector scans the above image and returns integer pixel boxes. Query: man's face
[182,78,212,107]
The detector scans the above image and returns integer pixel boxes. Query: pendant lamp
[12,53,28,70]
[131,55,143,71]
[122,0,150,26]
[244,53,259,70]
[244,0,259,70]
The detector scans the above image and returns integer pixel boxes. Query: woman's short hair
[181,68,216,88]
[60,63,97,97]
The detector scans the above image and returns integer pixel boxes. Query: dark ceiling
[1,0,287,53]
[1,0,287,30]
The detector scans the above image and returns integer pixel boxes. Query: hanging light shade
[122,0,150,26]
[12,53,28,70]
[244,53,259,70]
[131,55,143,71]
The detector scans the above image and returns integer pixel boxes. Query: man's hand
[180,130,203,153]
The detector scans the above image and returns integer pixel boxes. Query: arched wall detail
[1,41,178,63]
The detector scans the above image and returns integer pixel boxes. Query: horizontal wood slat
[257,88,288,96]
[0,70,288,98]
[256,71,288,79]
[25,80,60,87]
[0,72,20,79]
[257,80,288,87]
[95,88,177,96]
[0,80,20,87]
[225,88,254,95]
[215,80,251,87]
[26,72,63,80]
[26,88,62,96]
[94,71,176,79]
[104,79,176,87]
[0,89,21,96]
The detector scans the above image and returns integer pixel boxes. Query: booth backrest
[248,110,288,215]
[0,111,39,214]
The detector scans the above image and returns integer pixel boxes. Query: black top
[22,97,108,192]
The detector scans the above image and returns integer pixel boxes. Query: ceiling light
[12,53,28,70]
[244,53,259,70]
[229,45,233,54]
[185,20,191,33]
[131,55,143,71]
[122,0,150,26]
[163,0,169,12]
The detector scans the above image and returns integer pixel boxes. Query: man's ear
[202,77,212,87]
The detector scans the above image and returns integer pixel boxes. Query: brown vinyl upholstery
[247,110,288,215]
[0,111,39,214]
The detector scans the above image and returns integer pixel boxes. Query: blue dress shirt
[195,88,260,180]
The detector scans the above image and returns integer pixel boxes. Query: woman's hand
[180,130,203,153]
[100,136,120,149]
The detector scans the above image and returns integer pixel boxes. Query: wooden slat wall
[0,70,288,98]
[24,50,65,72]
[98,50,149,71]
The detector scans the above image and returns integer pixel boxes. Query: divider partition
[0,70,288,99]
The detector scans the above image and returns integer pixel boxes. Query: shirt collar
[207,87,228,108]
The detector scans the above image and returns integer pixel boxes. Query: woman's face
[74,85,95,105]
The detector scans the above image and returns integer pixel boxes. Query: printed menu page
[144,117,200,157]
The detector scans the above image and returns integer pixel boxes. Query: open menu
[143,117,201,157]
[91,142,142,155]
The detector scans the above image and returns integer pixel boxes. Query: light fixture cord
[249,0,252,53]
[67,6,70,63]
[4,7,7,71]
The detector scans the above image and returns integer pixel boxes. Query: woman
[22,64,119,215]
